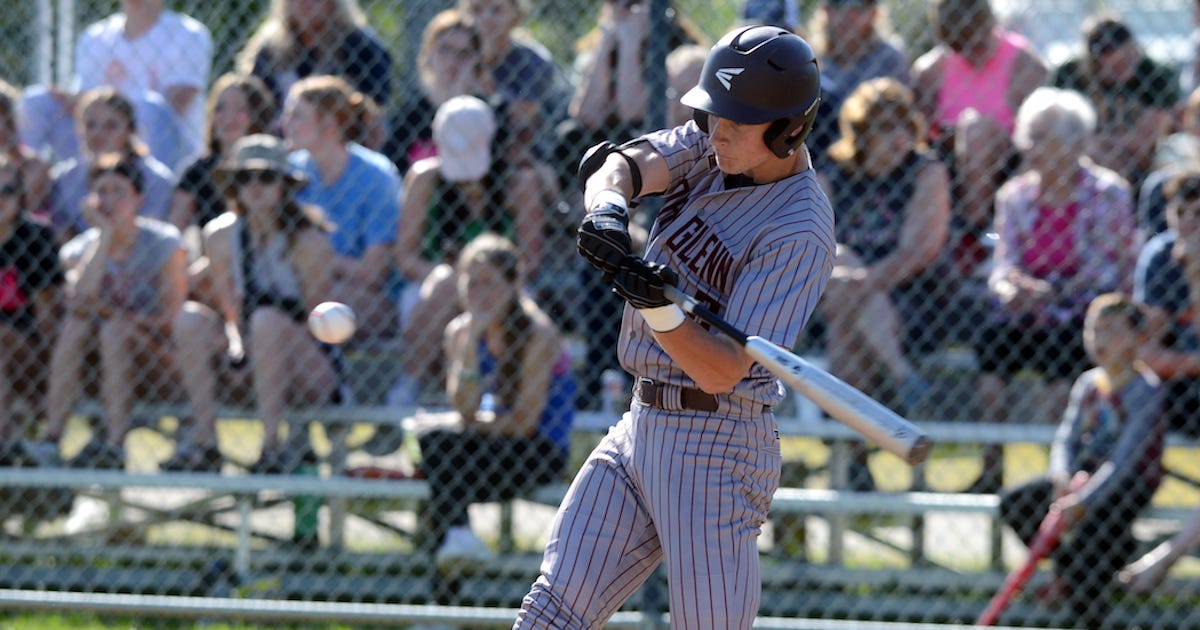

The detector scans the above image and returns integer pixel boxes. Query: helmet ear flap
[763,96,821,158]
[692,109,709,133]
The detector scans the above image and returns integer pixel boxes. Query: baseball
[308,301,357,344]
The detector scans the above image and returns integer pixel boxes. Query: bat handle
[663,285,748,344]
[663,285,691,309]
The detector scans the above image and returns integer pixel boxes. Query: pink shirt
[936,29,1032,133]
[992,161,1139,305]
[1023,201,1081,278]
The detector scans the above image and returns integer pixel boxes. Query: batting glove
[578,190,631,276]
[612,256,686,332]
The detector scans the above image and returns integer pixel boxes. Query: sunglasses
[235,170,283,186]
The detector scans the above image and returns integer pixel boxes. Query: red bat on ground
[976,472,1090,626]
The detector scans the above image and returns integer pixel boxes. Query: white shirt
[74,11,212,157]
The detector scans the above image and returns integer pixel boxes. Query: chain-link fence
[0,0,1198,628]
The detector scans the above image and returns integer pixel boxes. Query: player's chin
[712,155,743,174]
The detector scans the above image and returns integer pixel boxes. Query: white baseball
[308,301,357,344]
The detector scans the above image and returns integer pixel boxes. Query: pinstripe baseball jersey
[515,120,834,630]
[619,121,836,413]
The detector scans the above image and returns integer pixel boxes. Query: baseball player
[514,26,834,629]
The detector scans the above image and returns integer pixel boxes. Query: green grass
[0,615,358,630]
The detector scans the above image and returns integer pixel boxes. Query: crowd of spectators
[0,0,1199,605]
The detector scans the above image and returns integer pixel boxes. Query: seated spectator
[49,88,176,245]
[169,74,277,235]
[0,81,52,216]
[282,75,402,340]
[554,2,707,408]
[998,293,1164,628]
[912,0,1046,279]
[395,95,550,405]
[236,0,392,114]
[822,77,950,408]
[665,44,707,129]
[20,84,189,173]
[1133,166,1200,439]
[169,135,340,473]
[17,86,80,167]
[386,8,497,175]
[807,0,909,95]
[819,77,950,489]
[972,87,1139,493]
[0,157,64,463]
[74,0,212,158]
[460,0,570,162]
[739,0,800,30]
[41,153,188,469]
[1051,13,1180,203]
[1120,503,1200,595]
[418,232,574,577]
[556,1,708,180]
[1137,86,1200,237]
[800,0,910,168]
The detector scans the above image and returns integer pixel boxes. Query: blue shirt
[1134,229,1196,351]
[50,153,177,238]
[478,341,576,455]
[20,85,190,172]
[290,143,401,260]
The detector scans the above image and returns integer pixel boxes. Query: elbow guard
[576,140,643,198]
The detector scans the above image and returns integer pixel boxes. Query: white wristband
[640,304,686,332]
[591,189,628,211]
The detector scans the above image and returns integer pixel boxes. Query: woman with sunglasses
[0,157,64,464]
[170,134,339,473]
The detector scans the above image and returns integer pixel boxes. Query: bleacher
[1,391,1198,628]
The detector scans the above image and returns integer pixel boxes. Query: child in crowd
[998,293,1165,627]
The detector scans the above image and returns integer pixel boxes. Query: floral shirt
[991,159,1138,320]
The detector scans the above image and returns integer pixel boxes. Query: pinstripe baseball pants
[515,403,781,629]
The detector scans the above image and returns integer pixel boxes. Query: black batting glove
[611,255,678,310]
[578,190,631,276]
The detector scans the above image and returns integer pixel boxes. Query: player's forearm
[654,319,754,393]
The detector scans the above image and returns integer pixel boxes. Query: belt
[634,378,720,413]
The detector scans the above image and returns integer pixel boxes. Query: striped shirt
[618,121,835,412]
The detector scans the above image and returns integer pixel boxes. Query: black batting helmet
[680,25,821,158]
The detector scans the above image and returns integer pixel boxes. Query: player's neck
[746,146,810,185]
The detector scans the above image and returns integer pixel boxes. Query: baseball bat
[976,508,1065,626]
[663,286,932,465]
[976,471,1089,626]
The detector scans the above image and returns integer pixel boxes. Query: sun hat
[216,133,308,190]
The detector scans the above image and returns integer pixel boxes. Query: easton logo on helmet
[714,67,744,90]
